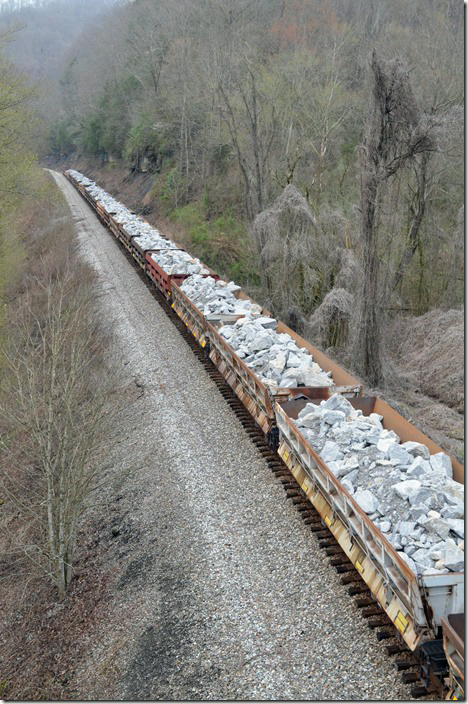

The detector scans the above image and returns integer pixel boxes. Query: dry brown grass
[387,309,464,413]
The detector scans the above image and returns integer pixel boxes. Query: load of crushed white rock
[132,231,176,251]
[149,250,210,276]
[67,169,177,249]
[180,274,263,318]
[218,315,334,391]
[294,394,464,576]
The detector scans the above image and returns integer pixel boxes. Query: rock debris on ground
[50,169,417,701]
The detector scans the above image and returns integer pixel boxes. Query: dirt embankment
[382,310,464,463]
[388,310,464,414]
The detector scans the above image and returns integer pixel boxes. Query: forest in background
[0,0,464,387]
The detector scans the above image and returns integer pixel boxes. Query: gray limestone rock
[322,410,346,426]
[354,489,379,514]
[387,443,413,467]
[404,544,417,557]
[286,352,302,367]
[251,331,274,351]
[408,487,435,507]
[406,456,432,479]
[254,316,277,329]
[271,352,287,373]
[368,412,384,426]
[409,505,428,520]
[440,502,464,519]
[320,441,343,463]
[443,544,464,572]
[446,519,464,539]
[411,548,433,570]
[422,518,451,541]
[377,437,398,457]
[299,412,321,429]
[401,441,431,460]
[430,452,453,479]
[345,468,359,485]
[341,478,355,495]
[393,479,422,501]
[398,520,417,537]
[321,394,354,413]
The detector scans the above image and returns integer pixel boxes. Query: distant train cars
[65,169,464,696]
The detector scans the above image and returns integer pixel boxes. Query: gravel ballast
[50,169,416,701]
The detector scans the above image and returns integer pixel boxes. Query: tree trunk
[356,170,384,386]
[391,152,430,293]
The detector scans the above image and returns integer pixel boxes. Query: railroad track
[98,220,444,700]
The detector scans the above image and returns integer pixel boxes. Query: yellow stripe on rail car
[395,610,408,635]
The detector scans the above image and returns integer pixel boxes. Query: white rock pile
[132,232,176,251]
[180,275,263,317]
[67,169,177,247]
[218,316,334,391]
[294,394,464,576]
[149,250,210,275]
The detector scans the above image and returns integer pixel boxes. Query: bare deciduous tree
[219,62,278,220]
[352,50,435,387]
[0,265,109,600]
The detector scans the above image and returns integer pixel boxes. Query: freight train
[64,169,464,699]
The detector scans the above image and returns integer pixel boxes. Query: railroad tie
[286,489,300,498]
[354,597,374,608]
[329,556,351,567]
[318,538,338,549]
[376,630,394,641]
[313,529,331,538]
[394,659,418,671]
[324,546,342,556]
[386,644,407,656]
[296,504,312,513]
[361,605,384,618]
[292,500,309,510]
[340,574,363,585]
[410,686,430,698]
[367,617,392,630]
[348,584,369,596]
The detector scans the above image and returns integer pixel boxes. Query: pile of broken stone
[67,170,172,247]
[132,231,176,251]
[294,394,464,575]
[149,250,210,276]
[180,274,263,317]
[219,316,334,391]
